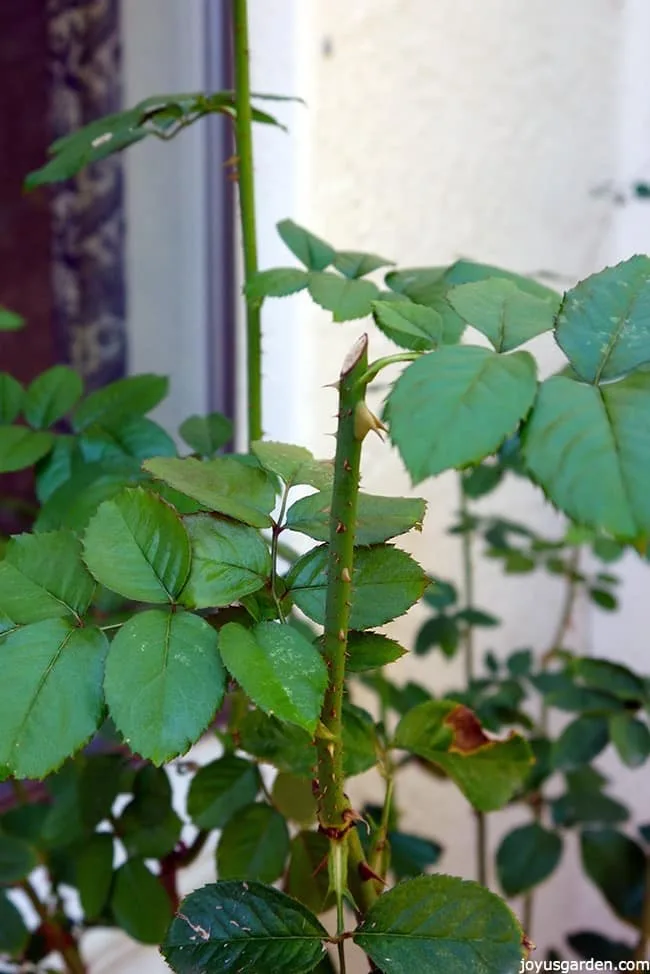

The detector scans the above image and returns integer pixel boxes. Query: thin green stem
[369,776,394,885]
[232,0,262,445]
[21,879,86,974]
[476,810,487,887]
[270,485,291,623]
[329,837,349,974]
[525,547,581,936]
[541,547,580,735]
[356,352,421,388]
[458,479,475,685]
[459,476,487,887]
[337,939,347,974]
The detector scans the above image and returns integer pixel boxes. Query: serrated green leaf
[163,880,328,974]
[36,456,148,532]
[178,412,233,456]
[581,829,645,927]
[78,753,125,828]
[286,830,334,914]
[523,371,650,539]
[72,374,168,432]
[334,250,393,279]
[277,219,335,271]
[388,832,442,880]
[0,834,38,882]
[423,578,457,609]
[33,434,80,502]
[75,833,114,918]
[551,790,629,828]
[118,764,182,858]
[0,425,53,472]
[342,702,379,776]
[217,803,290,883]
[286,491,425,545]
[0,621,108,778]
[354,874,523,974]
[388,260,559,303]
[556,256,650,383]
[239,711,315,777]
[545,684,624,714]
[252,441,333,490]
[448,278,558,352]
[219,622,327,733]
[27,92,283,188]
[414,615,459,658]
[372,300,444,351]
[83,487,191,602]
[287,543,426,629]
[143,455,276,528]
[0,890,29,954]
[0,307,24,331]
[551,715,609,770]
[111,859,172,944]
[104,609,225,763]
[507,649,533,676]
[345,631,407,672]
[80,416,176,463]
[462,462,503,497]
[246,267,309,301]
[188,755,261,830]
[588,586,618,610]
[272,773,316,825]
[0,373,24,424]
[455,608,500,627]
[179,514,270,608]
[23,366,83,429]
[496,823,563,896]
[0,530,95,624]
[389,346,537,482]
[609,714,650,768]
[307,271,379,321]
[574,657,645,702]
[394,700,533,811]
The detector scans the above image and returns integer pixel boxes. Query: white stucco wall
[256,0,649,962]
[87,1,650,970]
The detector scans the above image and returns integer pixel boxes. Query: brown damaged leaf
[444,704,490,752]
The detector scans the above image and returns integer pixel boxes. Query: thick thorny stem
[316,335,368,832]
[316,336,379,925]
[232,0,262,445]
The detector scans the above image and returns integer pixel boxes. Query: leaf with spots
[104,609,225,763]
[219,622,327,733]
[162,881,328,974]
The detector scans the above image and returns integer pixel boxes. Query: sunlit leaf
[555,256,650,383]
[219,622,327,733]
[104,609,225,763]
[287,543,427,629]
[388,346,537,482]
[83,487,191,602]
[0,621,108,778]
